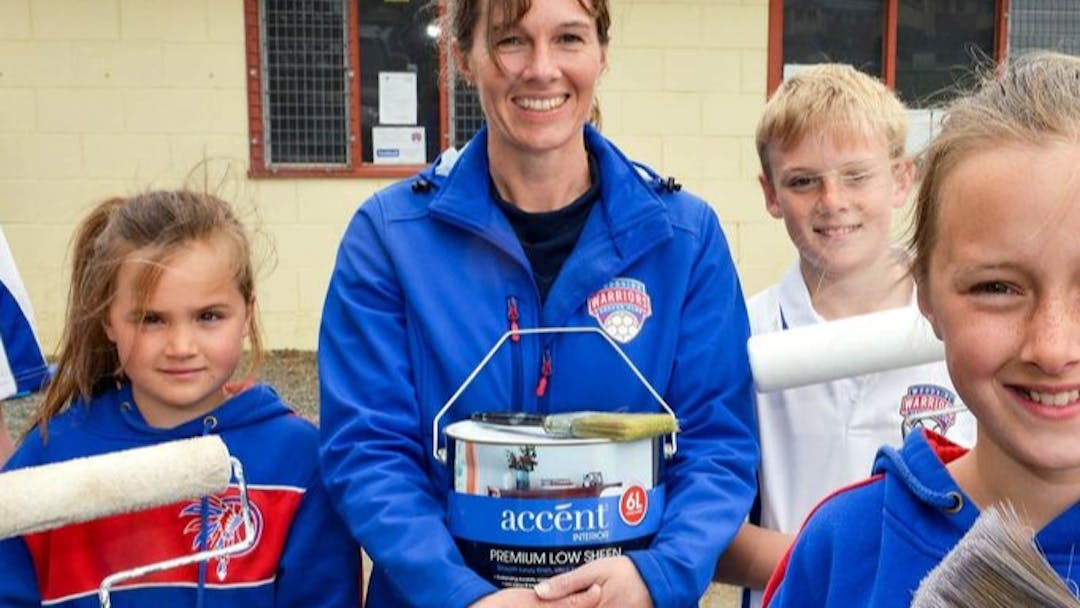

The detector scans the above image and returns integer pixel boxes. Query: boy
[714,64,975,607]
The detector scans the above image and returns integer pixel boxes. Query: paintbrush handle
[470,411,546,426]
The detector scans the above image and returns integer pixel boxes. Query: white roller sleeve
[748,307,945,393]
[0,435,232,539]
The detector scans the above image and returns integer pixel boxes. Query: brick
[0,90,36,133]
[31,0,119,40]
[257,268,300,312]
[297,264,333,311]
[702,92,764,136]
[0,178,119,222]
[664,49,741,93]
[0,0,31,39]
[123,89,214,133]
[296,180,373,224]
[70,42,164,86]
[8,134,83,178]
[0,42,76,86]
[83,133,172,178]
[621,4,701,48]
[622,92,701,135]
[245,180,298,223]
[163,43,245,89]
[602,48,663,92]
[37,88,125,133]
[702,5,768,50]
[741,49,767,94]
[611,135,662,169]
[664,135,742,181]
[207,90,248,135]
[119,0,208,42]
[207,0,244,43]
[736,219,795,266]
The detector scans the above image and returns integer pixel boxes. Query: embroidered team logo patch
[899,384,958,437]
[180,494,263,581]
[588,278,652,343]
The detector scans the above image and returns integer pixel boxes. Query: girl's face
[104,236,251,429]
[456,0,606,163]
[920,140,1080,480]
[761,132,912,282]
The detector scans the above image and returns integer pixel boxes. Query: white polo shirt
[744,262,976,608]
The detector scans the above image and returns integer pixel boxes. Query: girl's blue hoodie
[764,430,1080,607]
[0,383,360,607]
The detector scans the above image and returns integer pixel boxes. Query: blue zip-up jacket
[0,383,360,607]
[319,125,759,608]
[764,430,1080,607]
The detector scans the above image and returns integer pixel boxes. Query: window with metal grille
[767,0,1008,108]
[244,0,451,177]
[1010,0,1080,56]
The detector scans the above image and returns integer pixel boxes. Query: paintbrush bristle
[544,412,679,441]
[911,503,1080,608]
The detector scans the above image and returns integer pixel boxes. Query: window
[245,0,479,178]
[768,0,1009,108]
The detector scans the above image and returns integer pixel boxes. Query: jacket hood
[873,430,967,513]
[73,382,292,442]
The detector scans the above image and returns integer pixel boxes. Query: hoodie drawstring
[878,445,964,513]
[195,415,218,608]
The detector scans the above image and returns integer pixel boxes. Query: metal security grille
[260,0,350,166]
[1010,0,1080,56]
[449,60,485,147]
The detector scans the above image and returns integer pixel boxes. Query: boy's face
[919,141,1080,481]
[761,132,912,281]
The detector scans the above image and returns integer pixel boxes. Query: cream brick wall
[0,0,784,365]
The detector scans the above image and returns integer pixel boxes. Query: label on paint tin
[445,421,664,588]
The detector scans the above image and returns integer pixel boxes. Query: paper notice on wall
[379,71,418,125]
[373,126,426,164]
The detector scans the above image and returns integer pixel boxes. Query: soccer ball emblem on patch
[588,278,652,343]
[899,384,959,437]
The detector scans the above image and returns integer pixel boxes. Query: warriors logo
[180,494,263,581]
[899,384,959,437]
[588,278,652,343]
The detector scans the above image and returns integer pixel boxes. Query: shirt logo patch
[588,278,652,343]
[899,384,958,437]
[180,493,264,581]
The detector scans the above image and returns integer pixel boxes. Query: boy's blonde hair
[756,63,909,179]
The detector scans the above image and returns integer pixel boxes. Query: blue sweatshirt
[764,430,1080,607]
[0,383,360,607]
[318,125,759,607]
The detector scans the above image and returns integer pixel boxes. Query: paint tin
[445,420,664,589]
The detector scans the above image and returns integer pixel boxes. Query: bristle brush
[911,503,1080,607]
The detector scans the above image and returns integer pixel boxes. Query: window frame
[765,0,1012,98]
[243,0,451,179]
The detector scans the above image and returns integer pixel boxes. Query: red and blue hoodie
[0,383,360,607]
[764,430,1080,607]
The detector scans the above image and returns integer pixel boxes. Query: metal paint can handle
[432,326,678,464]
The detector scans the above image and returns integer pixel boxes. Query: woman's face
[919,140,1080,481]
[456,0,607,162]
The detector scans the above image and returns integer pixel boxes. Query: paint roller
[0,435,232,540]
[748,306,946,393]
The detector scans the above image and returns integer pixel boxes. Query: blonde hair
[30,190,263,439]
[756,63,909,179]
[910,51,1080,282]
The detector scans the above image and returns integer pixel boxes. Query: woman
[318,0,758,606]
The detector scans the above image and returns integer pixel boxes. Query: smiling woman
[316,1,759,607]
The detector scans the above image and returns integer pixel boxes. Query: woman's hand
[469,585,602,608]
[534,556,652,608]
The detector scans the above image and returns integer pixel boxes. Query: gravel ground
[2,349,738,607]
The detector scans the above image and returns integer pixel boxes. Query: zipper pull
[535,349,552,397]
[507,296,520,343]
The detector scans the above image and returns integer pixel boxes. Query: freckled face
[919,141,1080,478]
[761,132,911,280]
[457,0,607,162]
[104,237,251,428]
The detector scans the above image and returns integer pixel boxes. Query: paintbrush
[911,503,1080,607]
[470,411,678,441]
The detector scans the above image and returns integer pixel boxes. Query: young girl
[0,191,359,607]
[764,51,1080,606]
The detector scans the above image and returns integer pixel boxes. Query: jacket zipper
[507,296,523,411]
[535,348,552,402]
